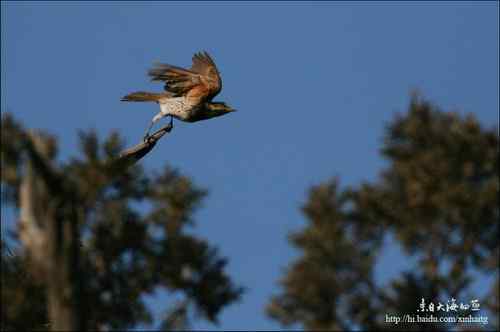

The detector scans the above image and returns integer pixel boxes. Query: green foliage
[267,95,499,331]
[1,241,48,331]
[1,114,242,330]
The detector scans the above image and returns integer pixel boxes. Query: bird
[122,51,236,141]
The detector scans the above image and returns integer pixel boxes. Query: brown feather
[121,91,165,102]
[146,51,222,100]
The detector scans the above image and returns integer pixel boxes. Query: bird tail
[121,91,163,102]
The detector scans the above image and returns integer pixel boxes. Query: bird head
[206,102,237,117]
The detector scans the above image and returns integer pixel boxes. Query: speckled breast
[159,97,200,121]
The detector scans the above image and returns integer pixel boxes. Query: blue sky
[1,1,498,330]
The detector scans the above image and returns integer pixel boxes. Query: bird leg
[143,121,155,142]
[143,113,163,142]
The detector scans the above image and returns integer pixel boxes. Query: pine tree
[267,95,499,331]
[1,113,243,330]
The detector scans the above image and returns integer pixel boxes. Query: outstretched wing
[148,51,222,99]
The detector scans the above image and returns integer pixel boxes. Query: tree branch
[112,123,173,170]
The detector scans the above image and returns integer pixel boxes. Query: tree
[267,95,499,331]
[1,113,243,331]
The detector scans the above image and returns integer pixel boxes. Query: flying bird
[122,51,236,140]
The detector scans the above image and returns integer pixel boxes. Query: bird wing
[148,51,222,99]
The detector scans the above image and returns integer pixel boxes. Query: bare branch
[111,123,173,170]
